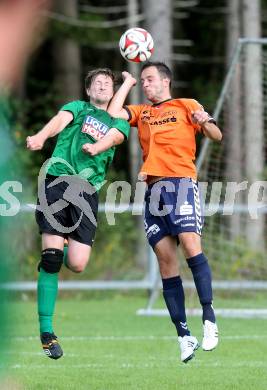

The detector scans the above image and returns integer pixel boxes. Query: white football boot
[178,335,199,363]
[202,320,219,351]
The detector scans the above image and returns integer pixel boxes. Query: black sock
[202,303,215,324]
[162,276,190,337]
[187,253,216,323]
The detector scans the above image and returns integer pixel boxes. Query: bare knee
[158,258,178,278]
[66,239,91,273]
[67,256,89,274]
[70,264,85,273]
[179,232,202,258]
[158,254,176,269]
[154,238,179,277]
[67,256,89,273]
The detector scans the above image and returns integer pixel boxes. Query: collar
[152,98,173,107]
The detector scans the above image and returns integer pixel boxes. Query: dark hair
[85,68,115,90]
[141,61,172,86]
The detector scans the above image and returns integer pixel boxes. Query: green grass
[2,293,267,390]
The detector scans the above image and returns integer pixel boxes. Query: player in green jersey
[26,68,130,359]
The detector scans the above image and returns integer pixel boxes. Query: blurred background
[7,0,265,286]
[0,1,266,388]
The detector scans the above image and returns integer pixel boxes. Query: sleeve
[60,100,84,121]
[183,99,205,133]
[125,104,145,127]
[111,117,131,140]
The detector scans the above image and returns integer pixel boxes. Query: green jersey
[48,100,130,187]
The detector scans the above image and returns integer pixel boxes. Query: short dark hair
[141,61,172,85]
[85,68,115,90]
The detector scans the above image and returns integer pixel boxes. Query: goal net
[197,38,267,282]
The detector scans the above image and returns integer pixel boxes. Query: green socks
[37,268,59,334]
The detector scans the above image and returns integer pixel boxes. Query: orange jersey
[126,98,203,180]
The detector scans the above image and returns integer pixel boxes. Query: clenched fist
[82,143,98,156]
[122,71,137,86]
[26,135,44,150]
[192,110,211,125]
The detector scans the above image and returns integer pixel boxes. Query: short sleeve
[125,104,145,127]
[111,117,130,139]
[60,100,85,121]
[180,99,204,133]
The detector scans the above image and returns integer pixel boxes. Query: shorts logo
[180,201,193,216]
[82,115,109,140]
[174,216,195,225]
[146,223,160,238]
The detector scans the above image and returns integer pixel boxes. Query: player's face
[140,67,169,103]
[87,74,114,106]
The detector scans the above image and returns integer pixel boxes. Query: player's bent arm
[192,109,222,141]
[82,128,125,156]
[201,122,222,141]
[107,72,135,119]
[26,110,73,151]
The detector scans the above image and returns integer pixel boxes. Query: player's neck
[90,100,108,111]
[151,94,172,104]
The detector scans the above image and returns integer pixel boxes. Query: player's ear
[163,77,170,88]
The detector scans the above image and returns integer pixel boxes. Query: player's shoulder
[73,100,89,109]
[127,102,150,110]
[126,103,151,118]
[173,98,203,110]
[60,99,87,110]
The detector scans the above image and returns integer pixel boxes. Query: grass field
[2,292,267,390]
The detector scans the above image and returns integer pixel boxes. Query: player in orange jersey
[108,62,222,363]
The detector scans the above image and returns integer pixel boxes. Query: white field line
[10,334,267,342]
[5,361,267,370]
[137,308,267,318]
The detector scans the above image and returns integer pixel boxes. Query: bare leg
[65,238,92,273]
[154,235,179,278]
[42,233,64,251]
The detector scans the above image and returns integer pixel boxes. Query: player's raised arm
[108,71,136,120]
[82,128,125,156]
[26,110,73,151]
[192,110,222,141]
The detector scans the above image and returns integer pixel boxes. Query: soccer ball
[119,27,154,63]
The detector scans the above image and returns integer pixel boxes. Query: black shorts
[35,175,98,246]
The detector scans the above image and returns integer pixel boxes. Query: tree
[242,0,265,250]
[53,0,82,106]
[127,0,142,185]
[142,0,173,68]
[225,0,242,237]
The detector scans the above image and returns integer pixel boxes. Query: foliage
[203,235,267,280]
